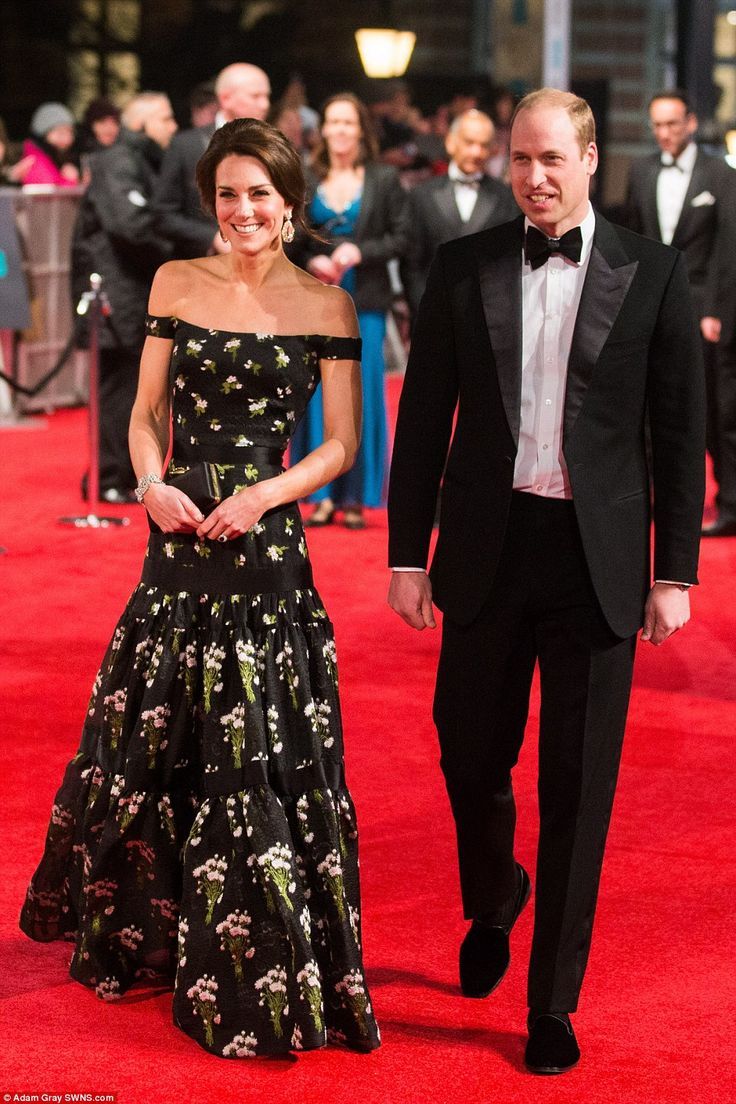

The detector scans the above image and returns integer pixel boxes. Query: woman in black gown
[20,119,380,1059]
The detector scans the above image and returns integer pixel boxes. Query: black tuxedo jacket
[292,163,409,313]
[624,147,736,327]
[151,125,216,259]
[402,173,518,314]
[388,215,706,637]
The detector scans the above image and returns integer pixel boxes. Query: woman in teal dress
[290,93,409,528]
[20,119,380,1059]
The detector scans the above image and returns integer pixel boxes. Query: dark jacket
[71,128,171,350]
[293,162,409,313]
[150,124,216,259]
[402,172,518,315]
[624,146,736,327]
[388,215,706,637]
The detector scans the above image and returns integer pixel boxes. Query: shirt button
[536,484,544,491]
[542,444,549,450]
[545,399,552,406]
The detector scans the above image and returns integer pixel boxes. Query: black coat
[71,129,171,351]
[402,173,518,315]
[388,215,706,637]
[150,124,216,259]
[293,162,409,313]
[624,147,736,329]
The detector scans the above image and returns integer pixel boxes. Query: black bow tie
[452,171,482,187]
[661,153,684,171]
[524,224,583,270]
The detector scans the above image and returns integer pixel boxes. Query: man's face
[220,73,271,122]
[446,116,494,175]
[649,97,696,158]
[144,98,178,149]
[510,105,597,236]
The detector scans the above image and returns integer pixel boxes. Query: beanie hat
[30,102,75,138]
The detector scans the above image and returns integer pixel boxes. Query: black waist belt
[171,442,286,467]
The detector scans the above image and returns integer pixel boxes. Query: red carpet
[2,384,736,1104]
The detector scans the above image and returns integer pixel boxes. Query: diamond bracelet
[134,473,164,503]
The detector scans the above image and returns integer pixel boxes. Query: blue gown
[290,190,387,508]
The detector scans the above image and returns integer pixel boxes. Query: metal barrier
[0,185,88,413]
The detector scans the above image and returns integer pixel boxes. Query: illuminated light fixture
[726,129,736,169]
[728,10,736,26]
[355,27,416,78]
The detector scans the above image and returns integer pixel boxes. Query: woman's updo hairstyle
[196,117,310,238]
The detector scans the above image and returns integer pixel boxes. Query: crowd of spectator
[0,70,520,512]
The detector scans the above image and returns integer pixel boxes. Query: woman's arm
[197,287,362,542]
[129,262,205,531]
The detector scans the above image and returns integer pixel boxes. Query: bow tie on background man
[524,224,583,270]
[661,152,684,170]
[451,170,483,187]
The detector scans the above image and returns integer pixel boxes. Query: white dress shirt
[448,161,482,223]
[514,204,595,499]
[656,140,696,245]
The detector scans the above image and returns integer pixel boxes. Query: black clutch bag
[167,462,222,514]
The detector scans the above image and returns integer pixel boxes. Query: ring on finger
[217,533,228,543]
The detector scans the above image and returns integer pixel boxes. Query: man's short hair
[648,89,692,114]
[511,88,596,155]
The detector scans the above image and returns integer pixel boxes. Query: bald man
[152,62,270,259]
[402,110,517,316]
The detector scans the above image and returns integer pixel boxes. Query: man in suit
[625,89,736,536]
[152,62,270,259]
[402,110,518,316]
[388,89,705,1074]
[72,92,177,502]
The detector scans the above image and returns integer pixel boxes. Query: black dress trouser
[98,346,140,492]
[433,491,637,1013]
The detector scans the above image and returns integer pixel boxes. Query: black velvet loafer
[525,1012,580,1074]
[459,863,531,998]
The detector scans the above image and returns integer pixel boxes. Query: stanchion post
[59,272,130,530]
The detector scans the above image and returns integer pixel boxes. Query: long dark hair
[310,92,379,181]
[196,118,312,239]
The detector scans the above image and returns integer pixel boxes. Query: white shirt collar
[523,203,596,267]
[661,141,697,172]
[448,161,483,184]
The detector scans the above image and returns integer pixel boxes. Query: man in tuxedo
[388,89,705,1073]
[402,110,518,316]
[625,89,736,536]
[152,62,270,259]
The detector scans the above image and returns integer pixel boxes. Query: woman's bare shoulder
[290,268,359,337]
[148,257,217,316]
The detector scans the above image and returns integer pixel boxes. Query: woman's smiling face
[215,154,290,253]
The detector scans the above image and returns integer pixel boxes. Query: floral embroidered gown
[20,317,381,1059]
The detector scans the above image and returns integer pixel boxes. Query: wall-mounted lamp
[355,1,416,80]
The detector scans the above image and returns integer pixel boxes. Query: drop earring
[281,210,295,244]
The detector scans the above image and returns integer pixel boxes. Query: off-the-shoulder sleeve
[316,335,362,360]
[145,313,177,339]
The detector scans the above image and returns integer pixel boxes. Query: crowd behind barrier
[0,78,523,421]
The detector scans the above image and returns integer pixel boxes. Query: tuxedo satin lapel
[476,221,524,445]
[466,183,496,234]
[671,154,707,248]
[564,220,638,442]
[432,180,463,237]
[645,158,663,239]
